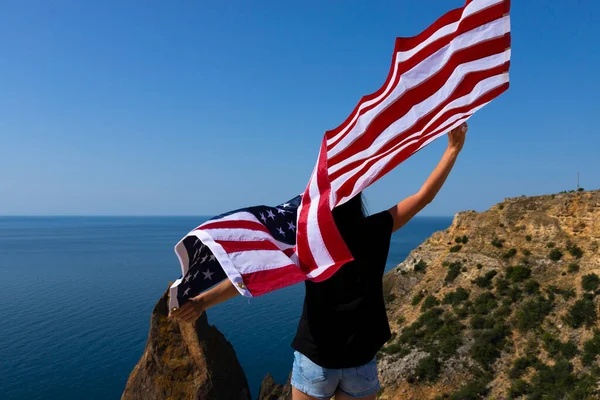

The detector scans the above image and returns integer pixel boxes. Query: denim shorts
[291,351,380,399]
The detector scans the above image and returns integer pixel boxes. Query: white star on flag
[281,203,290,208]
[201,254,209,263]
[203,269,214,280]
[277,227,285,236]
[192,270,199,280]
[267,210,276,219]
[287,221,296,231]
[184,274,191,283]
[209,255,216,262]
[277,208,288,215]
[184,287,191,296]
[260,213,267,223]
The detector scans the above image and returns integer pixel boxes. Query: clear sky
[1,0,598,216]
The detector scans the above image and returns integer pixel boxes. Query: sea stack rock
[122,289,251,400]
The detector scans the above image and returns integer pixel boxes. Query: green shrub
[447,377,491,400]
[443,287,470,306]
[525,360,596,400]
[505,265,532,282]
[508,355,540,379]
[515,296,554,332]
[422,295,440,311]
[470,322,510,369]
[414,259,427,273]
[455,235,468,244]
[413,354,441,382]
[470,315,488,330]
[567,243,584,259]
[509,379,530,398]
[499,204,505,210]
[411,293,425,306]
[524,279,540,295]
[491,238,505,248]
[476,263,483,270]
[568,263,580,273]
[495,278,511,296]
[582,273,600,291]
[453,304,470,320]
[525,235,532,242]
[522,249,531,257]
[503,248,517,259]
[449,245,462,253]
[472,271,497,289]
[542,332,578,360]
[547,242,556,248]
[549,248,563,261]
[445,262,462,283]
[582,331,600,366]
[397,316,406,325]
[473,292,498,315]
[385,293,397,303]
[381,343,410,356]
[563,298,597,328]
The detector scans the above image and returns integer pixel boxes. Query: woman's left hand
[169,296,205,323]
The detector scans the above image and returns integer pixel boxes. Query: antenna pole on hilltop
[577,171,580,190]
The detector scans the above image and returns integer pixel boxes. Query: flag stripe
[326,0,507,150]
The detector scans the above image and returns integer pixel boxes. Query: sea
[0,216,452,400]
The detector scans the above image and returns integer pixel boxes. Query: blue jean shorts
[291,351,380,399]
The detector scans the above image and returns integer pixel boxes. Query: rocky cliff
[378,190,600,399]
[121,289,251,400]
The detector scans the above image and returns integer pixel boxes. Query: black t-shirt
[291,211,395,368]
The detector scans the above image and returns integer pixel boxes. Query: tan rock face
[121,289,251,400]
[380,190,600,399]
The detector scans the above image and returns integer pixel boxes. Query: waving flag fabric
[169,0,511,310]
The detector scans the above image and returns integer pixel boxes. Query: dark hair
[332,193,367,240]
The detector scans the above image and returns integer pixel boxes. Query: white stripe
[326,0,504,148]
[336,79,506,203]
[305,155,335,270]
[200,211,295,250]
[328,15,509,159]
[329,47,510,182]
[168,278,183,311]
[229,249,294,274]
[202,227,295,250]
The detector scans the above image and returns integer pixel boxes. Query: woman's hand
[448,122,467,153]
[169,296,205,323]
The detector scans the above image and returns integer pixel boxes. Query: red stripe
[242,264,307,297]
[313,138,353,268]
[296,176,317,274]
[329,58,510,184]
[199,219,271,235]
[325,6,465,140]
[216,239,281,253]
[329,33,510,171]
[335,81,509,200]
[326,3,506,150]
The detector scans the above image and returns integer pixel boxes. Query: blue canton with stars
[176,195,301,305]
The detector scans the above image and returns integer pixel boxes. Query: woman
[172,123,467,400]
[289,123,467,400]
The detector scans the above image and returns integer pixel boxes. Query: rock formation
[122,289,251,400]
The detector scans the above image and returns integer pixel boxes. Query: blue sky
[1,0,598,216]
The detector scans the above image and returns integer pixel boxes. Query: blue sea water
[0,216,451,400]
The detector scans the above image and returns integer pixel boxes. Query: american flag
[169,0,511,309]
